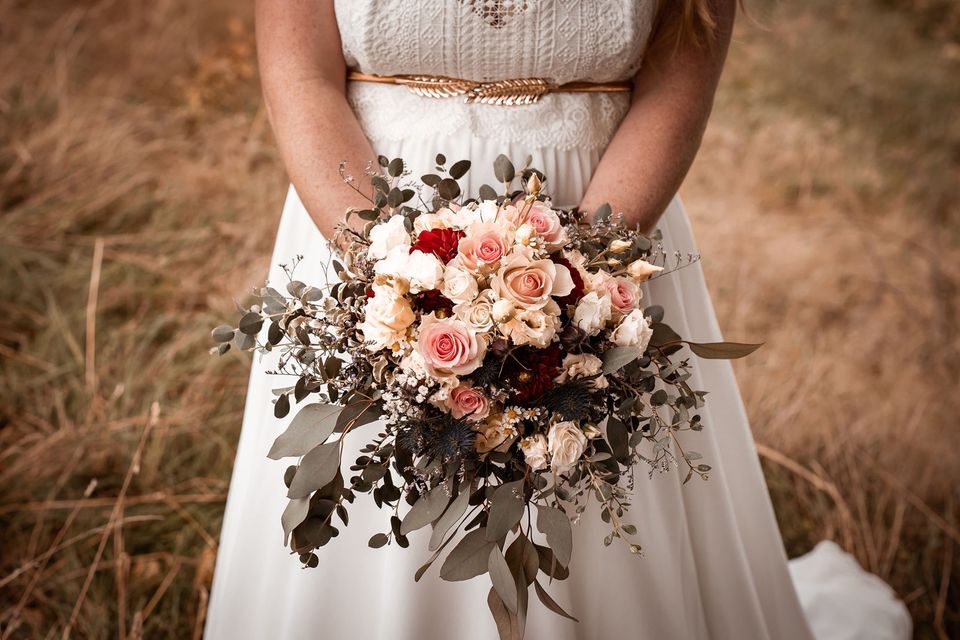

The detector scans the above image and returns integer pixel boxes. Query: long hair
[650,0,734,52]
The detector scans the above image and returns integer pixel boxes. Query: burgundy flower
[413,289,454,315]
[410,228,465,264]
[504,344,563,404]
[551,254,584,307]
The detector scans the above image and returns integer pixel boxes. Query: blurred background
[1,0,958,637]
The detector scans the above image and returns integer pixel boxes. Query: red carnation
[551,254,585,307]
[410,228,465,264]
[504,345,564,404]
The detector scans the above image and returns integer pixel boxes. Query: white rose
[610,309,654,350]
[627,259,664,282]
[555,353,608,389]
[502,309,560,347]
[441,262,479,304]
[547,421,588,474]
[454,289,496,333]
[572,291,612,336]
[367,214,410,260]
[358,284,415,351]
[406,251,445,294]
[519,434,549,471]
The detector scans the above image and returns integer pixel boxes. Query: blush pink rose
[491,252,575,311]
[525,202,567,249]
[605,276,642,316]
[416,313,486,377]
[457,222,509,272]
[444,383,491,421]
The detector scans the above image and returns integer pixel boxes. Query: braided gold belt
[347,70,632,106]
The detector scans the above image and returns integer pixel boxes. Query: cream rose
[501,309,560,347]
[605,276,642,317]
[454,289,496,333]
[547,421,588,474]
[457,221,510,272]
[440,262,479,304]
[555,353,608,389]
[519,434,549,471]
[358,284,415,352]
[444,383,491,421]
[416,313,486,377]
[413,212,446,235]
[525,201,568,250]
[475,414,518,454]
[572,291,612,335]
[490,252,574,311]
[610,309,654,350]
[367,214,410,260]
[627,259,664,282]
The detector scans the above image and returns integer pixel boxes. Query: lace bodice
[334,0,657,150]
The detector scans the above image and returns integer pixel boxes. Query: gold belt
[347,71,632,106]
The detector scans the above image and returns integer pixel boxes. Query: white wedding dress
[205,2,912,638]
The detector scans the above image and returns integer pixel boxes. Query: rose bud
[627,259,664,282]
[609,239,632,254]
[525,172,542,196]
[558,324,587,350]
[489,337,510,358]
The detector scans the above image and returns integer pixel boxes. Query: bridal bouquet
[212,154,758,637]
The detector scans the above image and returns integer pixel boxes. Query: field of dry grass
[1,0,957,638]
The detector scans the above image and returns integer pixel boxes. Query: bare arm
[579,1,736,233]
[256,0,376,240]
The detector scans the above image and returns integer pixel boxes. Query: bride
[205,1,911,638]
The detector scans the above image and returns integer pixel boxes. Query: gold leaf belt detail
[347,71,632,106]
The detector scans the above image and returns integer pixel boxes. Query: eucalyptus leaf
[606,417,629,461]
[429,485,471,551]
[440,527,495,581]
[485,479,526,542]
[281,497,310,546]
[487,588,521,640]
[536,505,572,567]
[688,341,764,359]
[211,325,235,343]
[493,154,515,183]
[449,159,471,179]
[478,184,498,201]
[534,580,579,622]
[400,484,452,536]
[602,346,643,374]
[286,442,340,499]
[268,403,342,460]
[489,546,519,614]
[650,322,682,347]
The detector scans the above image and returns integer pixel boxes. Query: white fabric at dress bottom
[204,133,912,639]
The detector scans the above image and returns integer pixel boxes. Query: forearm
[580,0,735,234]
[257,0,376,240]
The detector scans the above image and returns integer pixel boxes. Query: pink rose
[445,383,491,421]
[416,313,487,377]
[525,202,567,249]
[491,252,575,311]
[605,276,641,316]
[457,222,509,272]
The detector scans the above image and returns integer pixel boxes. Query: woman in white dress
[205,1,912,638]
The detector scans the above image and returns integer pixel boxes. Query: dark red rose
[413,289,454,315]
[410,228,465,264]
[550,254,584,307]
[504,344,563,404]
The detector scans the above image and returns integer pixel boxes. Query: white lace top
[334,0,657,151]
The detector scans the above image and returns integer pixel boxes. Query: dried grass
[0,0,957,637]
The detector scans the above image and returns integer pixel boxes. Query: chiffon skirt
[205,136,911,639]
